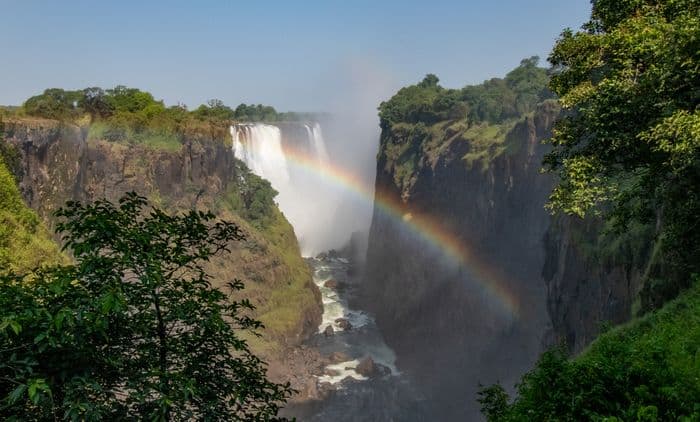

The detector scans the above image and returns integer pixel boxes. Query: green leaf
[8,384,27,404]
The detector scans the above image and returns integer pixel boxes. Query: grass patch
[461,119,520,171]
[87,121,183,152]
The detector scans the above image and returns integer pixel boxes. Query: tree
[193,99,235,122]
[79,87,114,121]
[418,74,440,88]
[0,193,292,420]
[23,88,82,120]
[544,0,700,304]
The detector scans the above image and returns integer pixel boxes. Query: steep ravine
[1,118,323,394]
[363,99,656,418]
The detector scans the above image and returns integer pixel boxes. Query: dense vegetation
[6,86,309,151]
[376,57,555,194]
[544,0,700,307]
[0,193,292,420]
[479,276,700,421]
[378,56,553,129]
[480,0,700,420]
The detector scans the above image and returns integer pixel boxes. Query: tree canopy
[15,87,309,149]
[378,57,553,129]
[0,193,292,420]
[543,0,700,305]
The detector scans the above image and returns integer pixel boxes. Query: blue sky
[0,1,591,111]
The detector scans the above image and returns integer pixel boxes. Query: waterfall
[231,124,290,188]
[230,122,338,256]
[305,123,330,164]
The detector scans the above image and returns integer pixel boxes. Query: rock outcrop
[2,117,322,360]
[364,102,560,418]
[542,215,657,352]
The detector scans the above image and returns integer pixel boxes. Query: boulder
[328,351,351,363]
[323,368,341,377]
[324,279,338,289]
[356,356,376,377]
[323,325,334,337]
[335,318,352,331]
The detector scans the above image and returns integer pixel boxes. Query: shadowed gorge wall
[364,101,559,418]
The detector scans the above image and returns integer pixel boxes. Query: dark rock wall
[363,99,653,417]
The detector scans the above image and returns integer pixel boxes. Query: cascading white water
[232,124,291,188]
[230,122,340,256]
[305,123,330,164]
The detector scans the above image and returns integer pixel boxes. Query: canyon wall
[1,118,322,358]
[364,98,654,417]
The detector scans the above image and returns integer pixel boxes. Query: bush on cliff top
[16,86,310,150]
[378,56,552,130]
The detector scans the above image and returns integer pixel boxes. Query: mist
[233,57,397,258]
[314,58,397,256]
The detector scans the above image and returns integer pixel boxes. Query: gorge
[0,61,680,420]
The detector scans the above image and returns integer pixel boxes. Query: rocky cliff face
[364,102,559,418]
[542,215,656,353]
[365,96,660,416]
[2,118,322,358]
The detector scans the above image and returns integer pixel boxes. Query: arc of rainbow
[275,143,522,318]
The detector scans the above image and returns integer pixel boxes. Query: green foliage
[193,99,235,121]
[20,86,306,150]
[0,193,292,420]
[544,0,700,302]
[23,88,83,121]
[378,75,446,128]
[481,275,700,421]
[377,59,552,195]
[233,103,279,122]
[218,163,278,230]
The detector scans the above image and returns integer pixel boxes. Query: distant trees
[378,57,552,129]
[233,103,279,122]
[18,87,298,148]
[0,193,292,420]
[79,87,113,120]
[23,88,83,120]
[193,99,235,121]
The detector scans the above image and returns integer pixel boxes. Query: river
[285,254,430,421]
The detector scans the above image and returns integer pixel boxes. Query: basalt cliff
[1,118,323,379]
[364,84,655,418]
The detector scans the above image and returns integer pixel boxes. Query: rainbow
[278,144,522,318]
